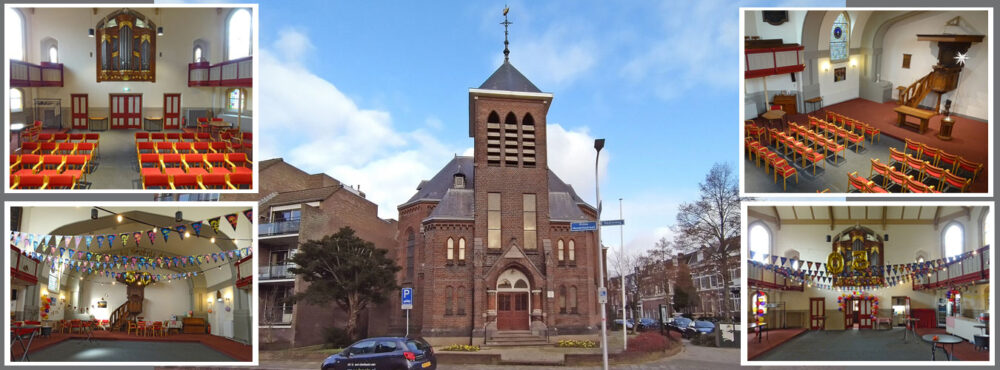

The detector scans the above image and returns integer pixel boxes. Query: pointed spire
[501,6,512,62]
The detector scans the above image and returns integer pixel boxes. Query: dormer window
[454,174,466,189]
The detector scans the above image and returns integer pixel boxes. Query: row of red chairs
[143,172,251,189]
[10,174,79,189]
[746,138,798,190]
[135,131,251,143]
[17,141,98,158]
[136,141,238,159]
[902,138,982,182]
[807,116,866,152]
[788,122,848,165]
[126,320,170,336]
[139,152,251,180]
[10,154,89,184]
[887,149,970,192]
[769,129,826,175]
[851,166,937,193]
[27,132,101,144]
[824,111,882,144]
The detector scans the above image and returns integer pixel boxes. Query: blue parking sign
[401,288,413,309]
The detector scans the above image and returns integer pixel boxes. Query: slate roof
[478,61,541,93]
[400,156,594,222]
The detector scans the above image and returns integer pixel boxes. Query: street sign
[401,288,413,310]
[571,221,598,232]
[598,287,608,304]
[600,219,625,226]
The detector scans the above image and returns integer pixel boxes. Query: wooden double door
[844,297,873,329]
[110,93,142,129]
[809,298,825,330]
[497,292,529,331]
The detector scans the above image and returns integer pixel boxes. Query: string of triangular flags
[748,246,988,291]
[9,209,252,251]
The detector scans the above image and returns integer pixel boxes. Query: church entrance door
[497,292,529,330]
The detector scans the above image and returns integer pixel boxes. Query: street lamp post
[594,138,608,370]
[620,197,626,350]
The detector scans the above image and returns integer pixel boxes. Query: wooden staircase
[110,302,131,331]
[486,330,549,346]
[896,71,936,109]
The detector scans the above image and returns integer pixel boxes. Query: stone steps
[485,330,549,346]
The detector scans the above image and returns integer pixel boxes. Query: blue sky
[178,0,835,261]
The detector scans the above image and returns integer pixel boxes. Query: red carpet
[915,327,989,361]
[11,330,252,362]
[793,98,988,192]
[747,328,807,360]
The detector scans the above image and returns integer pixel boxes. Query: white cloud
[545,123,608,205]
[506,23,598,87]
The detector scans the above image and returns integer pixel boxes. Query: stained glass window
[830,12,850,62]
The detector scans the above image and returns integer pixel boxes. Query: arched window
[943,222,964,260]
[569,286,578,314]
[458,238,466,262]
[6,9,25,61]
[194,46,203,62]
[983,210,993,248]
[487,111,500,123]
[10,88,23,113]
[48,46,58,63]
[446,238,454,262]
[558,285,567,314]
[522,113,534,126]
[557,240,565,264]
[227,89,245,112]
[227,9,252,60]
[568,240,576,263]
[406,230,415,282]
[830,12,850,62]
[445,286,454,315]
[749,223,771,262]
[457,286,466,315]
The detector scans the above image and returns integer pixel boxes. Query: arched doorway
[495,268,531,331]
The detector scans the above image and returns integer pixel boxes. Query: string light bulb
[184,231,191,238]
[117,214,123,223]
[210,237,216,243]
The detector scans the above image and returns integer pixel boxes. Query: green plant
[322,327,353,349]
[439,344,480,351]
[556,339,598,348]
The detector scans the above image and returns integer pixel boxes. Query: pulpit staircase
[110,299,143,331]
[896,71,936,109]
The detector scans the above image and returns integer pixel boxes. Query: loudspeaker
[826,235,831,242]
[176,211,183,222]
[91,208,98,220]
[884,234,889,241]
[790,72,796,82]
[11,289,17,301]
[763,11,789,26]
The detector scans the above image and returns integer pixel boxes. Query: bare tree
[673,163,741,322]
[611,248,644,334]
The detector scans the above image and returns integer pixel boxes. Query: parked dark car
[613,318,634,330]
[684,320,717,338]
[668,317,692,334]
[322,337,436,370]
[637,317,659,330]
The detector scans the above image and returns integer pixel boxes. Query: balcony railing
[260,219,301,237]
[260,264,294,280]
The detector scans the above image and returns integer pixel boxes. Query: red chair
[922,162,946,190]
[70,319,83,334]
[37,133,53,142]
[906,177,938,193]
[69,133,85,142]
[801,148,825,175]
[135,132,150,143]
[76,142,95,161]
[824,139,845,164]
[847,171,869,193]
[15,174,45,189]
[919,143,939,164]
[903,138,922,158]
[192,141,211,153]
[55,142,76,155]
[142,173,170,189]
[184,154,209,176]
[136,141,156,160]
[936,151,958,171]
[227,173,252,189]
[862,122,880,144]
[156,141,175,154]
[83,134,100,157]
[36,155,65,176]
[772,158,798,191]
[150,132,166,141]
[200,173,229,189]
[46,174,77,189]
[205,153,231,174]
[209,141,229,153]
[53,133,69,142]
[18,142,39,154]
[887,168,909,192]
[904,155,925,180]
[181,132,196,141]
[174,142,194,154]
[151,321,164,337]
[62,155,89,183]
[196,132,212,142]
[140,154,163,177]
[171,173,200,189]
[226,153,252,174]
[10,175,18,189]
[869,159,889,188]
[12,154,41,176]
[38,142,58,154]
[942,170,970,192]
[136,321,147,336]
[166,132,181,141]
[956,157,983,182]
[865,181,889,193]
[161,154,186,176]
[888,147,906,169]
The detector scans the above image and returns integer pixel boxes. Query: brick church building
[393,48,603,344]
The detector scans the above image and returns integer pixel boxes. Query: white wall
[14,7,253,119]
[879,11,988,120]
[813,11,871,106]
[745,10,808,45]
[76,269,192,321]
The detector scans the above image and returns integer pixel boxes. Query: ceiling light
[176,211,183,222]
[117,214,123,223]
[210,237,216,243]
[184,232,191,238]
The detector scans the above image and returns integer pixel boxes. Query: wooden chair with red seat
[69,133,85,142]
[183,154,210,176]
[903,138,922,158]
[100,320,110,331]
[127,320,138,335]
[136,321,147,336]
[166,132,181,141]
[904,155,925,180]
[140,154,163,179]
[54,142,76,155]
[956,157,983,182]
[18,142,39,155]
[10,154,19,171]
[922,162,945,190]
[53,133,69,142]
[240,132,252,156]
[196,132,212,142]
[888,147,906,169]
[46,174,77,189]
[83,133,100,158]
[771,158,798,191]
[199,173,229,189]
[745,139,760,161]
[862,122,880,144]
[227,173,252,189]
[155,141,175,154]
[204,153,231,174]
[151,321,164,337]
[174,141,194,154]
[10,175,18,189]
[906,177,938,193]
[941,170,970,192]
[136,141,156,162]
[37,133,53,142]
[209,141,229,153]
[142,173,170,189]
[150,132,166,142]
[824,138,845,164]
[197,117,210,133]
[869,159,890,188]
[35,155,65,177]
[847,171,869,193]
[38,142,58,154]
[226,153,252,174]
[170,173,200,190]
[192,141,211,154]
[918,143,939,165]
[864,181,889,193]
[62,155,89,184]
[135,132,150,144]
[757,147,776,172]
[181,132,196,141]
[886,168,910,192]
[12,154,41,177]
[936,151,958,172]
[70,319,83,334]
[75,142,95,163]
[160,154,186,177]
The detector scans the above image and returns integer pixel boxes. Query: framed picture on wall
[834,67,846,82]
[97,300,107,308]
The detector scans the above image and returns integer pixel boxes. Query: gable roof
[478,61,541,93]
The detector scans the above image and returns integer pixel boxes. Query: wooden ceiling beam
[881,206,888,231]
[810,206,816,220]
[748,209,779,226]
[934,206,942,230]
[829,206,834,231]
[772,206,782,230]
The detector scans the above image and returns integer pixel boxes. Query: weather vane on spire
[501,6,511,62]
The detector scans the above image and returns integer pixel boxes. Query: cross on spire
[501,6,511,62]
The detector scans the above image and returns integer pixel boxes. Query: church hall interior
[7,6,255,190]
[742,9,989,194]
[7,204,255,363]
[745,204,992,362]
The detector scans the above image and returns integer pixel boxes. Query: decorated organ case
[826,226,885,287]
[95,8,157,82]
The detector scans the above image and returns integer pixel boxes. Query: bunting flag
[225,213,239,230]
[55,235,63,248]
[107,234,116,247]
[780,257,787,266]
[86,236,94,249]
[133,232,142,246]
[176,225,187,239]
[161,228,170,242]
[243,209,253,223]
[74,236,83,249]
[147,230,157,245]
[120,233,129,247]
[191,221,203,237]
[208,217,222,234]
